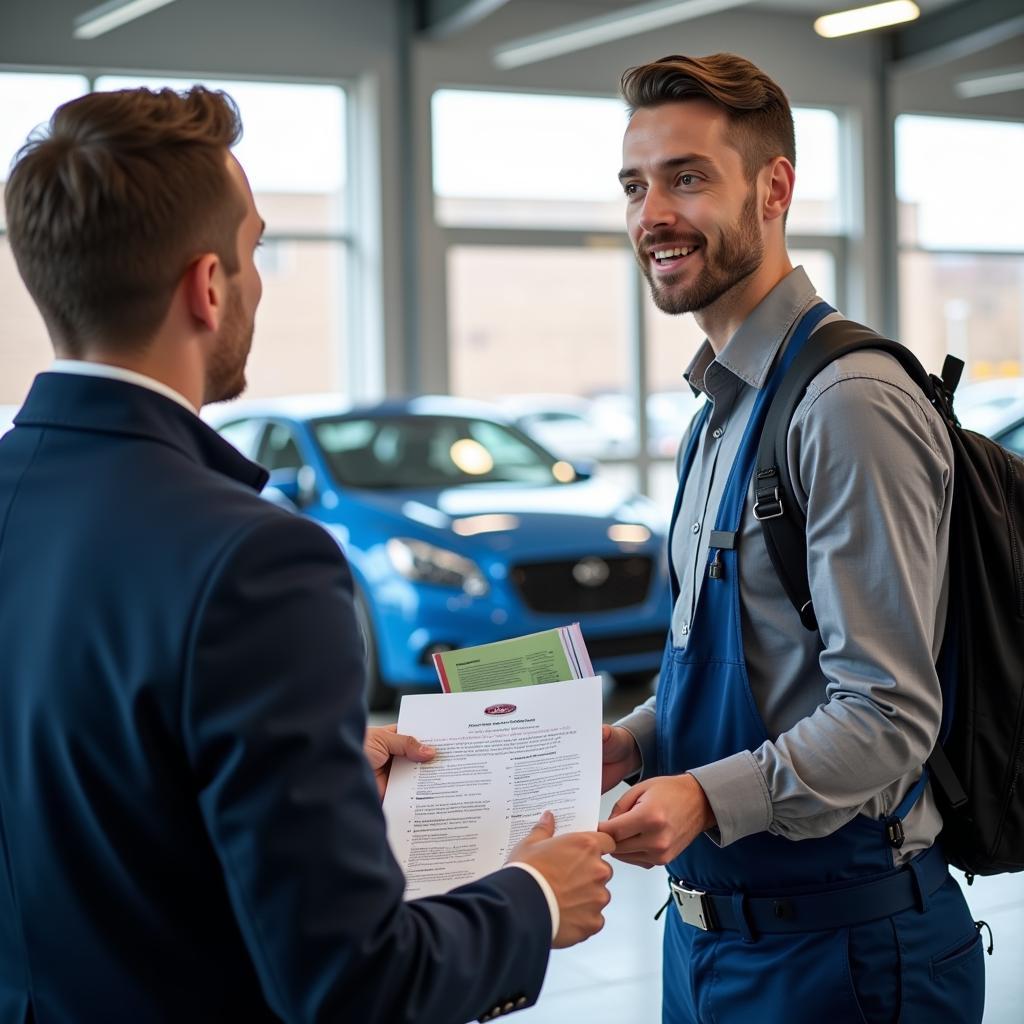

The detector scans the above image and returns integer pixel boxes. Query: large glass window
[896,115,1024,382]
[435,89,849,498]
[0,71,351,407]
[432,90,626,230]
[789,108,843,234]
[433,90,842,234]
[94,76,348,234]
[447,244,635,464]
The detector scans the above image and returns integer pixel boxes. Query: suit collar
[14,371,269,491]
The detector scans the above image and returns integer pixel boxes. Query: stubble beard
[639,187,765,317]
[205,281,254,405]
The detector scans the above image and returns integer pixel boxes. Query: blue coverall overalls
[658,303,986,1024]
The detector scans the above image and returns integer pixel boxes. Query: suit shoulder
[111,440,345,569]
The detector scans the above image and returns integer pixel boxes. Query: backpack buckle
[753,486,784,521]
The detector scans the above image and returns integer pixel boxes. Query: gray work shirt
[618,267,952,864]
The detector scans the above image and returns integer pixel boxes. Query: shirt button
[712,427,724,439]
[680,624,689,635]
[691,522,700,534]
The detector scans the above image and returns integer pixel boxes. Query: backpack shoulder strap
[755,317,933,632]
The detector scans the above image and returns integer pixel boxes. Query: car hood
[340,478,664,550]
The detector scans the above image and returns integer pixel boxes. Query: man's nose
[638,185,678,233]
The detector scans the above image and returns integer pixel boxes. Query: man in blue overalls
[598,53,985,1023]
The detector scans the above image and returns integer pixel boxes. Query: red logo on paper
[484,703,517,716]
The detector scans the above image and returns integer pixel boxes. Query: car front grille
[510,555,654,613]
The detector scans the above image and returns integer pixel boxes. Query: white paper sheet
[382,676,603,899]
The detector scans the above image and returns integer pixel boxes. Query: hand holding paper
[363,725,437,800]
[508,809,615,948]
[383,676,604,898]
[598,772,716,868]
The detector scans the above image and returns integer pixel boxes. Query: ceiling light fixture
[814,0,920,39]
[73,0,179,40]
[493,0,749,70]
[955,66,1024,99]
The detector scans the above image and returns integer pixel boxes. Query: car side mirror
[570,459,595,481]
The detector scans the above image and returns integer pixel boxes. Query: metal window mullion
[442,226,627,250]
[628,262,650,497]
[897,245,1024,259]
[261,232,354,245]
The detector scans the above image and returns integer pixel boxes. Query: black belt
[669,843,948,936]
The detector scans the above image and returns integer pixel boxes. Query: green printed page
[433,628,575,693]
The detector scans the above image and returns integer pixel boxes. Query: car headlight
[386,537,489,596]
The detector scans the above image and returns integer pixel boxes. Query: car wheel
[354,588,396,713]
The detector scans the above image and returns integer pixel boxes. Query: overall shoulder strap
[754,317,932,631]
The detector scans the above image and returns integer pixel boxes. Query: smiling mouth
[651,245,700,268]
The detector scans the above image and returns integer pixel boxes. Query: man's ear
[762,157,795,223]
[183,254,223,333]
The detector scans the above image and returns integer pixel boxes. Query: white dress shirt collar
[48,360,198,415]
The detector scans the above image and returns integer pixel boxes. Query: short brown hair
[4,86,245,355]
[620,53,795,180]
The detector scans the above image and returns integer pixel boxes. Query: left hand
[597,773,715,868]
[364,724,436,800]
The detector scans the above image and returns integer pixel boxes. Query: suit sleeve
[180,512,550,1024]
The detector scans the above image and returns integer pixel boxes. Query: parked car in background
[497,393,632,463]
[988,408,1024,458]
[646,390,706,457]
[588,390,706,458]
[955,377,1024,435]
[207,395,671,709]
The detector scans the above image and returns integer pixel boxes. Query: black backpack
[754,318,1024,878]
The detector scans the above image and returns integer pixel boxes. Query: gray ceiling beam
[890,0,1024,72]
[416,0,511,39]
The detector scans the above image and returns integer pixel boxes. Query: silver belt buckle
[669,880,715,931]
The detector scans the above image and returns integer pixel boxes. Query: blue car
[209,395,671,709]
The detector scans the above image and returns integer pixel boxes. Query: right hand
[602,725,642,793]
[508,810,615,949]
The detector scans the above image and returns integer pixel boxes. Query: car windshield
[311,414,573,490]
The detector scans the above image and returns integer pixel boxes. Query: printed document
[382,675,602,898]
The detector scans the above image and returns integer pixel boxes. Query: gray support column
[877,36,900,341]
[628,263,650,497]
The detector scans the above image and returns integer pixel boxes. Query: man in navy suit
[0,86,614,1024]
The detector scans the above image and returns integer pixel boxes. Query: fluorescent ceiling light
[493,0,749,70]
[73,0,179,40]
[814,1,919,39]
[955,66,1024,99]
